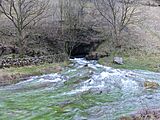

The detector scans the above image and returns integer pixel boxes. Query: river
[0,58,160,120]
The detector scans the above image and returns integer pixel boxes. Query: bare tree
[94,0,138,48]
[58,0,88,57]
[0,0,49,56]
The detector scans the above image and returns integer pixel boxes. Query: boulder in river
[120,108,160,120]
[85,51,109,60]
[113,57,123,65]
[85,52,99,60]
[144,81,159,89]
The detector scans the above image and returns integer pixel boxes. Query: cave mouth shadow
[70,43,92,58]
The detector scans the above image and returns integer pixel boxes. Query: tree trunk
[17,31,25,58]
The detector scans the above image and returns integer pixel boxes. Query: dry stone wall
[0,53,68,68]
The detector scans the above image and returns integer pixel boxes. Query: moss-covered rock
[120,108,160,120]
[119,116,133,120]
[144,81,159,89]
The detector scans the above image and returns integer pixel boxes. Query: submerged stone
[119,116,132,120]
[144,81,159,89]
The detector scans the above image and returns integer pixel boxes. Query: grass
[0,61,70,86]
[5,62,67,75]
[98,54,160,72]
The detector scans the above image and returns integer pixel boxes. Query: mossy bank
[0,61,69,86]
[98,54,160,73]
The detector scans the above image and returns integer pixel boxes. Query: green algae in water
[0,86,122,120]
[1,58,160,120]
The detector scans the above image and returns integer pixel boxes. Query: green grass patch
[98,54,160,72]
[7,60,69,74]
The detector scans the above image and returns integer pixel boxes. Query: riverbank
[0,53,160,86]
[0,61,69,86]
[98,54,160,72]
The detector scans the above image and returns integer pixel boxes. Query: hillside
[132,0,160,54]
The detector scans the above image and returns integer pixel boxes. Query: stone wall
[0,53,68,68]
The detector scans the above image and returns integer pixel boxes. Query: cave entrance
[70,43,92,58]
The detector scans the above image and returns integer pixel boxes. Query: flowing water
[0,58,160,120]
